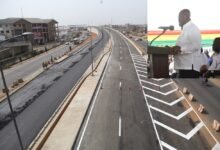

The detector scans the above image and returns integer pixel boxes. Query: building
[0,18,58,45]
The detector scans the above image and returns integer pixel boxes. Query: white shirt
[209,53,220,70]
[174,21,204,71]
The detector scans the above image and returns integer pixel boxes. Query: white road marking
[154,120,204,140]
[152,78,164,81]
[161,141,177,150]
[133,58,145,62]
[76,36,113,150]
[135,66,148,71]
[122,38,163,149]
[149,105,193,120]
[143,86,178,96]
[134,63,148,67]
[140,80,173,88]
[139,74,148,78]
[119,81,122,89]
[136,69,148,74]
[145,94,185,106]
[134,60,147,64]
[120,65,122,71]
[119,116,122,137]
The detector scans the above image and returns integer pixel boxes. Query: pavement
[0,28,109,149]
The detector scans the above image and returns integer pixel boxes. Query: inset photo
[147,0,220,78]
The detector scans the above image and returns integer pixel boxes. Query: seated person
[200,37,220,80]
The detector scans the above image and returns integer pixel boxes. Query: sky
[149,0,220,30]
[0,0,147,26]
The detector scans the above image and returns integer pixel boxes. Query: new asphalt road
[0,28,109,149]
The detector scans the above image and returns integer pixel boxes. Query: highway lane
[74,30,159,150]
[0,29,109,150]
[74,30,210,150]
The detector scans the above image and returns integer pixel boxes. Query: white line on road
[135,66,148,71]
[122,37,163,149]
[161,141,177,150]
[120,65,122,71]
[119,116,122,137]
[152,78,164,81]
[76,37,113,150]
[143,86,178,96]
[145,94,185,106]
[139,74,148,78]
[149,105,193,120]
[134,63,148,67]
[134,60,147,64]
[119,81,122,89]
[154,120,204,140]
[140,80,173,88]
[136,69,148,74]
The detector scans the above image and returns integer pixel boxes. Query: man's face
[178,13,185,28]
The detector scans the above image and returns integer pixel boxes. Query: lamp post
[0,32,33,150]
[89,26,94,76]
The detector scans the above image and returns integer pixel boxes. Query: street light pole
[0,64,24,150]
[90,26,94,76]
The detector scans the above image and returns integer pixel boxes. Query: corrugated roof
[0,18,58,24]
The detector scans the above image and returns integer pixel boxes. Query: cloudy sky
[0,0,147,26]
[148,0,220,30]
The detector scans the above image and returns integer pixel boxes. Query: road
[175,79,220,121]
[0,43,75,89]
[74,30,210,150]
[0,28,109,149]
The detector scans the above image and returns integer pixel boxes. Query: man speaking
[171,9,205,78]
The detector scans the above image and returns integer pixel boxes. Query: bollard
[183,87,188,94]
[212,120,220,132]
[188,94,195,101]
[198,104,205,113]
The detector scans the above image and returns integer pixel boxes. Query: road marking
[152,78,164,81]
[119,81,122,89]
[119,116,122,137]
[161,141,177,150]
[140,80,173,88]
[76,35,113,150]
[120,65,122,71]
[134,60,147,64]
[154,120,204,140]
[145,94,185,106]
[122,37,163,149]
[133,58,145,62]
[149,105,193,120]
[134,63,148,67]
[131,53,142,57]
[135,66,148,71]
[139,74,148,78]
[143,86,178,96]
[136,69,148,74]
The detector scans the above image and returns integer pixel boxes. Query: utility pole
[90,26,94,76]
[0,65,24,150]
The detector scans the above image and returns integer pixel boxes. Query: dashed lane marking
[149,105,193,120]
[153,120,204,140]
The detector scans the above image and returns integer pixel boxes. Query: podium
[148,46,172,78]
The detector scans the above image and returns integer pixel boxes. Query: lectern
[148,46,172,78]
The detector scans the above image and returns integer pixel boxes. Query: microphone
[158,25,174,31]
